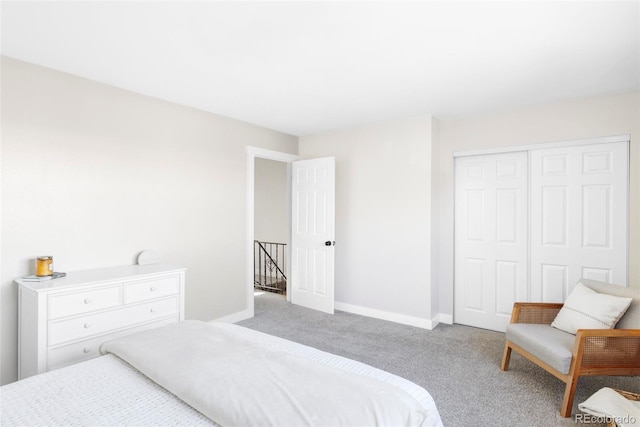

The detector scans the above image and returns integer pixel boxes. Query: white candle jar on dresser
[17,264,185,379]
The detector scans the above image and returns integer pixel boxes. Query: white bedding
[2,321,443,426]
[0,354,215,426]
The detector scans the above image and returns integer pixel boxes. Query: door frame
[246,147,299,319]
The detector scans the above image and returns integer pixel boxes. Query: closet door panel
[540,186,568,247]
[582,185,611,248]
[540,264,569,303]
[530,142,628,301]
[454,152,528,332]
[496,261,518,317]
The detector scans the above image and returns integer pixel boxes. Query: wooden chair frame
[501,302,640,417]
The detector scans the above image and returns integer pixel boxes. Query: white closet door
[530,142,628,301]
[454,152,528,332]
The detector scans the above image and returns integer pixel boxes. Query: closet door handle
[324,241,336,246]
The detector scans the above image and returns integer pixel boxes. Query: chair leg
[501,342,512,371]
[561,374,579,418]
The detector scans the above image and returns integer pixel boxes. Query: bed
[1,321,443,426]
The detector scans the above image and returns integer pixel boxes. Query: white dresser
[17,264,185,379]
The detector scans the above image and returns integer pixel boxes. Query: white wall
[437,92,640,319]
[0,57,297,384]
[254,158,288,243]
[299,115,436,327]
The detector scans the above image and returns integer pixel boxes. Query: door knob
[325,241,335,246]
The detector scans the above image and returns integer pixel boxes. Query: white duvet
[100,320,442,427]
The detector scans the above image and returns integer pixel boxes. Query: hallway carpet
[238,292,638,427]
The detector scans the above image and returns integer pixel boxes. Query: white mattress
[1,322,442,426]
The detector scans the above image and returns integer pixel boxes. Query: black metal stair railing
[254,241,287,294]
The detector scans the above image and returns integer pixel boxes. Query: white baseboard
[435,313,453,325]
[212,308,252,324]
[335,302,436,330]
[213,304,455,331]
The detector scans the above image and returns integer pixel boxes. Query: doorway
[246,148,337,319]
[245,147,298,319]
[254,158,289,296]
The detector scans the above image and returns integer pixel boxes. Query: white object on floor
[579,387,640,427]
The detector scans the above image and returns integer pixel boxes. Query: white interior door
[454,152,529,332]
[530,142,628,301]
[290,157,335,314]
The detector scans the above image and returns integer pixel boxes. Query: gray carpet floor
[238,292,639,427]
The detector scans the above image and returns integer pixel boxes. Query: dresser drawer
[124,275,180,304]
[48,336,103,369]
[47,315,180,371]
[48,285,122,320]
[48,296,180,346]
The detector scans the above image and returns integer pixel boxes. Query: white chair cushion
[506,323,575,374]
[551,283,632,335]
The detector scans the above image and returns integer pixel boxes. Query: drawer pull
[83,347,91,354]
[84,298,92,304]
[84,323,92,329]
[150,307,156,313]
[150,286,156,292]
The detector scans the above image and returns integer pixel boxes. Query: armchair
[500,279,640,417]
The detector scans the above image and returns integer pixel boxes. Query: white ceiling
[1,1,638,136]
